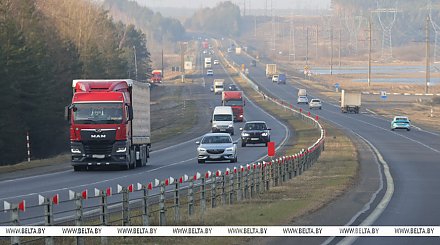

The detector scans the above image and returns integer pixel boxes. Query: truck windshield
[73,103,123,124]
[223,100,243,106]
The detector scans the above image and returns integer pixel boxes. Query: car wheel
[241,142,246,147]
[319,107,322,110]
[231,156,237,163]
[391,128,395,131]
[73,166,85,171]
[265,142,268,147]
[407,128,410,131]
[231,131,234,136]
[198,159,205,164]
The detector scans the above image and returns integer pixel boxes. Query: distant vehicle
[228,84,238,91]
[211,106,234,135]
[391,116,411,131]
[214,79,224,94]
[204,57,212,68]
[196,133,237,163]
[298,89,307,97]
[235,47,242,54]
[250,60,256,67]
[151,70,163,84]
[266,64,277,78]
[203,50,207,54]
[202,41,209,49]
[227,48,232,53]
[278,74,286,84]
[297,96,309,104]
[206,69,213,76]
[210,85,214,92]
[222,91,245,122]
[340,90,361,113]
[309,99,322,109]
[214,59,219,65]
[272,74,279,83]
[240,121,271,147]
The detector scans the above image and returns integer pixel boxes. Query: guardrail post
[266,164,270,191]
[44,198,54,245]
[288,157,293,179]
[211,175,216,208]
[100,191,109,245]
[174,181,180,223]
[221,174,226,205]
[256,165,261,194]
[201,177,206,215]
[75,193,84,245]
[10,205,20,245]
[237,171,242,202]
[122,187,130,226]
[282,159,287,182]
[159,183,166,226]
[250,167,255,198]
[229,173,234,205]
[142,187,149,226]
[271,161,276,187]
[188,180,194,216]
[244,169,249,199]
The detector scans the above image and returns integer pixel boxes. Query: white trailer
[340,90,361,113]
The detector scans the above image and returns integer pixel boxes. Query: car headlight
[198,148,206,152]
[225,147,234,152]
[242,133,250,137]
[71,148,81,154]
[228,124,233,127]
[213,124,217,128]
[262,132,268,136]
[116,147,127,153]
[239,115,243,117]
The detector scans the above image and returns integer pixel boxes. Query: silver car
[309,99,322,109]
[196,133,237,163]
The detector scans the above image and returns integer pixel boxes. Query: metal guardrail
[1,41,326,245]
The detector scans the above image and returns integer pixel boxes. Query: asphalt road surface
[223,41,440,244]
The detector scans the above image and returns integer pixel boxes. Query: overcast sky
[138,0,331,10]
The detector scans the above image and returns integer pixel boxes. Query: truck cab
[214,79,224,94]
[66,79,150,171]
[222,91,245,122]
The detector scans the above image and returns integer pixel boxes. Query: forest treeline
[0,0,150,164]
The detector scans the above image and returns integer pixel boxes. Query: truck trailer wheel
[73,166,86,171]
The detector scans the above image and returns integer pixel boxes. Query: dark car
[228,84,239,91]
[240,121,271,147]
[250,60,256,67]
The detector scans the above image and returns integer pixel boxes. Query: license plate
[251,138,259,140]
[92,154,105,159]
[211,155,221,159]
[220,129,226,132]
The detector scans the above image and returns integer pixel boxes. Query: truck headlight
[262,132,268,136]
[116,147,127,153]
[71,148,81,154]
[242,133,250,137]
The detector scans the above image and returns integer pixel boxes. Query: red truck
[65,79,151,171]
[202,41,209,49]
[151,70,162,83]
[222,91,245,122]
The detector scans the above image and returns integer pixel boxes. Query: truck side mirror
[64,105,71,122]
[244,100,246,106]
[127,105,134,121]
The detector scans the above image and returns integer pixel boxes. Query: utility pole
[316,24,319,61]
[306,27,309,65]
[161,48,164,79]
[339,28,342,67]
[330,26,333,75]
[180,42,185,83]
[133,46,138,81]
[426,15,431,94]
[254,15,257,37]
[368,17,372,87]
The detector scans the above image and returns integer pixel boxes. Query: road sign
[380,91,387,100]
[335,83,340,89]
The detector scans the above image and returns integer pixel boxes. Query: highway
[223,41,440,244]
[0,50,290,225]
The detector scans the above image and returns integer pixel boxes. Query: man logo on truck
[91,134,106,139]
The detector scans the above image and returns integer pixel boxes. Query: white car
[214,60,219,65]
[206,69,213,76]
[272,75,279,83]
[309,99,322,109]
[196,133,237,163]
[297,96,309,104]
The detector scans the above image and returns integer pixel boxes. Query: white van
[214,79,224,94]
[211,106,234,135]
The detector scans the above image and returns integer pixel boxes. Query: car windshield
[73,103,123,124]
[202,135,232,144]
[215,85,223,88]
[214,114,232,121]
[395,118,409,123]
[299,96,307,99]
[244,123,267,130]
[311,99,320,103]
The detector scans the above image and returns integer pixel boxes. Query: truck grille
[83,141,113,155]
[207,149,225,154]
